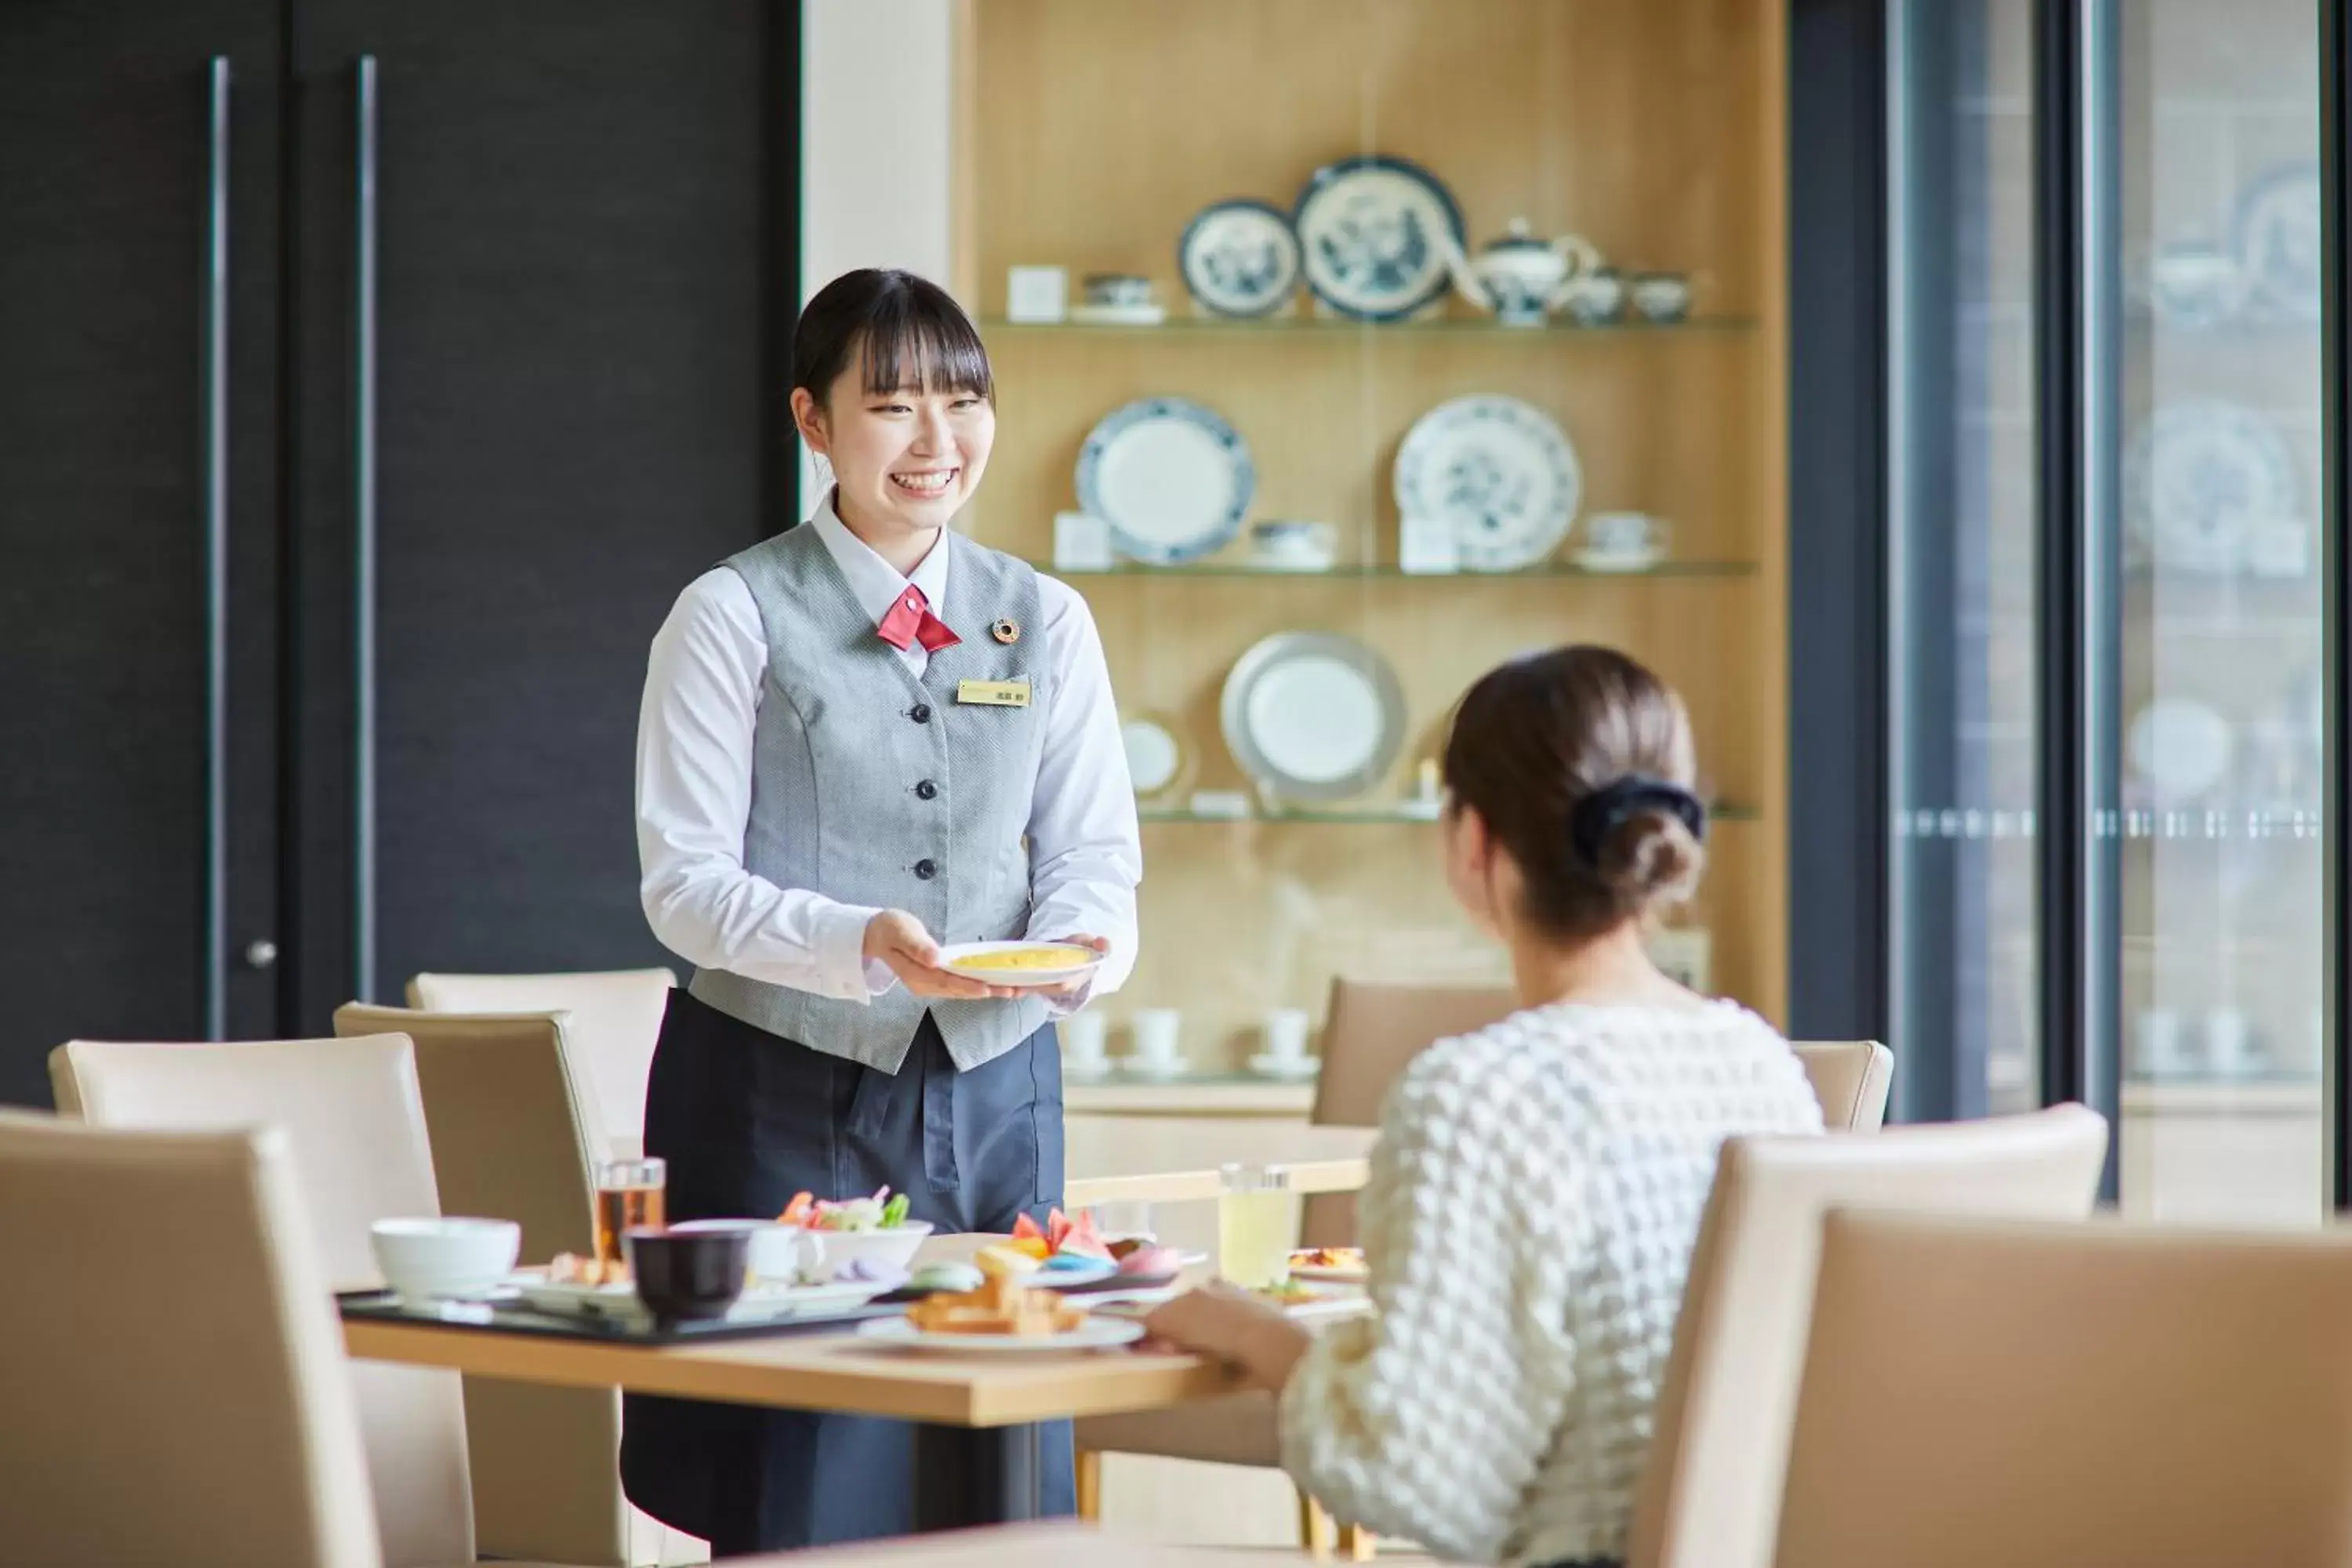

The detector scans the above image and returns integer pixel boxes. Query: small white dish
[1247,1053,1321,1082]
[514,1272,882,1327]
[1120,1057,1192,1083]
[854,1316,1146,1355]
[1120,717,1186,797]
[937,941,1103,989]
[1572,546,1667,574]
[800,1221,936,1285]
[1180,198,1302,318]
[369,1218,521,1302]
[1062,1056,1114,1083]
[1068,302,1167,327]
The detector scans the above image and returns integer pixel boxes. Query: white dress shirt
[636,495,1142,1011]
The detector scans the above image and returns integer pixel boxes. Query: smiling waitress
[620,268,1142,1552]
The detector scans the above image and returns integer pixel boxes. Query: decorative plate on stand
[1291,154,1466,321]
[1393,395,1581,571]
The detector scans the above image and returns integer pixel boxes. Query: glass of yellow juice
[1217,1163,1293,1289]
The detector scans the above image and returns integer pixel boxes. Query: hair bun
[1592,807,1705,909]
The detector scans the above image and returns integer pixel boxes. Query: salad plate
[1393,394,1581,571]
[1292,154,1466,321]
[1179,198,1301,317]
[1076,397,1254,565]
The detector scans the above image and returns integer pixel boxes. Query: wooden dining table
[345,1118,1380,1537]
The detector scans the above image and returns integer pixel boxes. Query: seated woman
[1145,644,1824,1568]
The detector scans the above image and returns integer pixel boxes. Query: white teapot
[1444,218,1606,325]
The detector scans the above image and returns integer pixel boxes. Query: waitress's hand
[1036,934,1112,996]
[862,910,1021,1000]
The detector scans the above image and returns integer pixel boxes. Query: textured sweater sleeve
[1278,1038,1588,1563]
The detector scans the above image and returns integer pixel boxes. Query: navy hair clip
[1567,775,1707,868]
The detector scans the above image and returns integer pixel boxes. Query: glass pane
[1891,0,2040,1121]
[2111,0,2322,1222]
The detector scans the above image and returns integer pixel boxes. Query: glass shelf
[1140,801,1761,826]
[1031,560,1759,581]
[984,314,1756,339]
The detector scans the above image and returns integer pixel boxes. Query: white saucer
[1571,547,1667,574]
[1069,303,1168,326]
[1063,1057,1115,1083]
[1120,1058,1192,1082]
[1247,1054,1322,1081]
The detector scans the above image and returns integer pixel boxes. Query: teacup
[1261,1008,1312,1062]
[1129,1008,1185,1075]
[1577,510,1669,568]
[1249,519,1337,572]
[1083,273,1153,308]
[1556,266,1625,326]
[1630,271,1693,323]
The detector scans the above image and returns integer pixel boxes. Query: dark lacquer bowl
[625,1225,749,1323]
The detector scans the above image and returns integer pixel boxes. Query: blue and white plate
[1393,395,1581,571]
[1291,154,1466,321]
[2234,163,2320,325]
[2122,400,2300,575]
[1179,198,1301,318]
[1076,397,1254,565]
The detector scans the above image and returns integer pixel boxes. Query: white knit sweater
[1277,1000,1824,1566]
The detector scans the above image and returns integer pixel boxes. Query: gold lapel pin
[991,617,1021,645]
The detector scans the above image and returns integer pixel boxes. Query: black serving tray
[335,1288,911,1347]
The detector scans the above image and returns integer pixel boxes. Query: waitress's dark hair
[1440,644,1706,938]
[791,267,993,408]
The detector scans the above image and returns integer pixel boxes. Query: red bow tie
[877,584,960,654]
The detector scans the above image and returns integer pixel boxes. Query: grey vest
[688,524,1051,1073]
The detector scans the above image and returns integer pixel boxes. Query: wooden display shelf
[952,0,1789,1035]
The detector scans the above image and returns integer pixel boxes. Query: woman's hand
[1036,933,1112,997]
[862,910,1021,1000]
[1142,1283,1312,1392]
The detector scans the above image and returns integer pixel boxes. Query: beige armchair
[405,968,674,1157]
[0,1111,383,1567]
[336,1003,703,1567]
[1626,1103,2111,1568]
[1777,1209,2352,1568]
[49,1035,481,1567]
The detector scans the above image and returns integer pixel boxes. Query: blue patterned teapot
[1446,219,1606,325]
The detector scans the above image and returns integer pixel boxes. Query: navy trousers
[619,988,1074,1552]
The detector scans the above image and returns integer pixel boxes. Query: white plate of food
[512,1269,884,1327]
[1286,1247,1368,1283]
[1394,394,1581,571]
[1221,631,1406,803]
[1076,397,1254,565]
[937,941,1103,989]
[855,1315,1145,1354]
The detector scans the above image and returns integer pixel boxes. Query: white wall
[797,0,958,513]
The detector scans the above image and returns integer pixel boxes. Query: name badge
[955,678,1031,709]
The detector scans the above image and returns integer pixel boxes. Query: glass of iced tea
[593,1157,666,1268]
